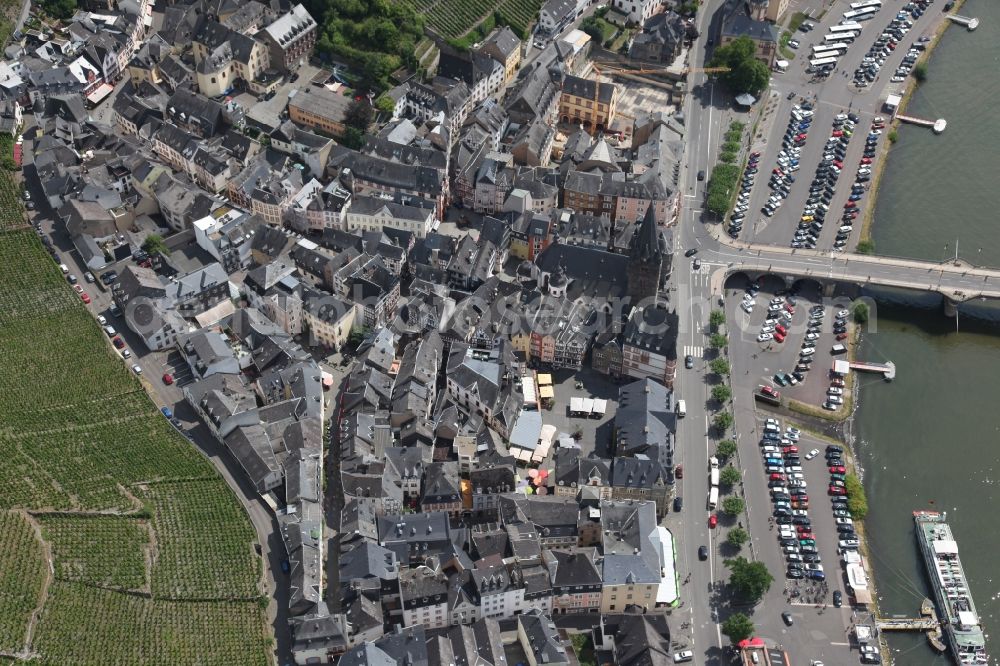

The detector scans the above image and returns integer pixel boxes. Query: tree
[727,526,749,549]
[913,62,928,82]
[713,412,734,432]
[709,309,726,330]
[709,333,729,349]
[339,127,365,150]
[888,130,899,144]
[852,301,869,324]
[856,239,875,254]
[142,233,169,256]
[722,496,745,516]
[709,36,771,95]
[712,385,732,403]
[374,94,396,115]
[845,473,868,519]
[725,557,774,602]
[720,465,741,487]
[710,358,731,376]
[716,439,737,459]
[722,613,755,643]
[345,99,374,132]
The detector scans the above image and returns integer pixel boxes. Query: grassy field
[0,164,269,662]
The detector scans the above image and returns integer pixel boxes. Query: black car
[684,248,698,258]
[698,545,709,560]
[827,445,844,453]
[782,611,794,626]
[685,355,695,369]
[697,170,706,181]
[787,568,804,579]
[672,496,683,513]
[833,590,843,607]
[791,516,811,526]
[837,524,857,534]
[780,538,799,547]
[802,553,822,563]
[776,515,792,525]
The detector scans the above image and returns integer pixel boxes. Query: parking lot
[725,276,857,411]
[750,417,857,621]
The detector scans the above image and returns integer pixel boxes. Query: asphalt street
[673,1,964,663]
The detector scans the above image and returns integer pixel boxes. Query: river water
[857,0,1000,662]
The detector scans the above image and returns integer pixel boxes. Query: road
[672,1,966,663]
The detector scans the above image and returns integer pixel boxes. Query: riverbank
[858,0,968,247]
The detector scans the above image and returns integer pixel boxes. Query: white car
[788,479,807,488]
[758,332,774,342]
[771,297,784,305]
[805,448,819,460]
[98,315,107,325]
[837,310,850,318]
[786,432,800,442]
[741,301,754,314]
[761,325,776,334]
[828,387,844,396]
[828,395,844,405]
[132,364,143,375]
[789,39,800,49]
[800,346,816,356]
[836,517,854,526]
[804,332,819,341]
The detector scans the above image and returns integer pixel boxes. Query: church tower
[627,205,668,304]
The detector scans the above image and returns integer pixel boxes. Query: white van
[673,652,694,663]
[831,343,848,355]
[59,263,69,274]
[676,399,687,417]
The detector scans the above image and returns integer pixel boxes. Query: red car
[845,211,859,219]
[783,445,799,454]
[833,160,843,169]
[797,530,815,539]
[751,151,761,158]
[860,157,873,165]
[836,333,849,341]
[773,167,783,175]
[774,331,786,343]
[832,130,843,137]
[830,465,846,474]
[770,473,786,481]
[709,514,718,528]
[162,373,174,385]
[112,336,125,349]
[784,303,795,313]
[675,465,684,479]
[81,292,91,304]
[775,324,787,335]
[761,386,780,398]
[793,495,809,504]
[796,133,807,141]
[844,201,857,209]
[829,485,846,496]
[831,379,845,388]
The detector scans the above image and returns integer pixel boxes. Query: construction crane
[594,60,730,76]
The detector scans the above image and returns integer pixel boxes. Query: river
[856,0,1000,663]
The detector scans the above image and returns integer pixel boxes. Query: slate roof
[562,74,616,104]
[534,243,629,298]
[615,377,675,460]
[623,305,678,360]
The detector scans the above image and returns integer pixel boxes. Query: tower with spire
[626,205,669,304]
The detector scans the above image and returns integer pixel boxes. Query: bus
[830,21,863,33]
[708,486,719,510]
[809,56,840,70]
[811,43,848,56]
[843,6,879,20]
[824,33,857,44]
[710,467,720,487]
[849,0,881,9]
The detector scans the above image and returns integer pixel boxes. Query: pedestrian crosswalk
[682,345,704,358]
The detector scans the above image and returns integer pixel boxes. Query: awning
[85,82,114,105]
[537,373,553,386]
[539,386,555,399]
[735,93,757,106]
